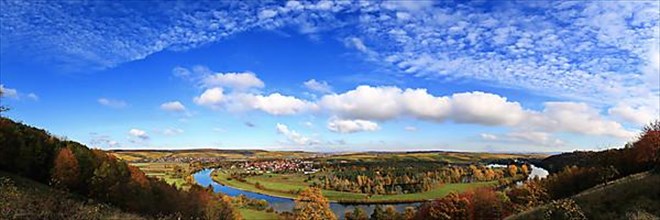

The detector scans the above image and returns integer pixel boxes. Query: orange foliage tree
[51,146,80,189]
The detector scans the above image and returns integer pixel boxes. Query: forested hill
[0,117,240,219]
[540,124,659,176]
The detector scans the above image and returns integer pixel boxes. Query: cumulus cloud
[535,102,635,138]
[320,85,635,139]
[327,118,380,133]
[449,92,526,126]
[202,72,264,91]
[404,126,418,132]
[98,98,127,108]
[303,79,333,94]
[160,101,186,112]
[276,123,319,145]
[193,87,225,109]
[128,128,149,140]
[319,85,523,125]
[228,93,316,115]
[608,104,658,126]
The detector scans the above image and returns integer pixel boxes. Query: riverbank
[210,169,498,204]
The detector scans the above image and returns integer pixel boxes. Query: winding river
[193,165,549,219]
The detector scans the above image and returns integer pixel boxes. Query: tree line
[313,161,526,195]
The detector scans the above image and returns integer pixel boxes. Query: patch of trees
[415,188,513,220]
[0,117,239,219]
[315,162,517,195]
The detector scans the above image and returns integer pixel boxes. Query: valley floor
[211,169,498,203]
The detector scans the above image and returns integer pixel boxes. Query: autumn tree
[633,120,660,171]
[293,187,336,220]
[471,188,510,219]
[520,164,529,175]
[508,164,518,177]
[51,147,80,189]
[415,192,471,220]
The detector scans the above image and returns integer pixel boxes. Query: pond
[193,169,419,219]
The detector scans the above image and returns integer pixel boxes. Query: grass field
[212,170,498,203]
[130,162,191,189]
[238,208,279,220]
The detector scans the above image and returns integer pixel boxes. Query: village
[230,159,319,174]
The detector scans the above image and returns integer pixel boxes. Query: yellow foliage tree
[293,187,336,220]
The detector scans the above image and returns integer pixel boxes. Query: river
[193,169,418,219]
[193,165,549,219]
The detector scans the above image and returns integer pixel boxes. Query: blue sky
[1,0,658,152]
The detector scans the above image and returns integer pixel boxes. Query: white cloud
[320,85,406,120]
[327,118,380,133]
[26,93,38,101]
[202,72,264,91]
[193,87,225,109]
[320,85,635,139]
[303,79,333,94]
[276,123,319,145]
[0,85,19,99]
[0,85,38,101]
[536,102,636,138]
[608,103,658,126]
[345,37,369,53]
[480,133,497,141]
[258,9,278,20]
[98,98,127,108]
[228,93,316,115]
[449,92,526,126]
[128,128,149,140]
[160,101,186,112]
[481,131,565,148]
[404,126,417,132]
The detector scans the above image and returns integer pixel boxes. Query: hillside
[0,117,239,219]
[0,170,143,220]
[506,171,660,220]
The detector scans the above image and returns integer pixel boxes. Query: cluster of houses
[231,159,320,174]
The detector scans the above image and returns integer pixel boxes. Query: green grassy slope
[506,171,660,220]
[0,170,144,220]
